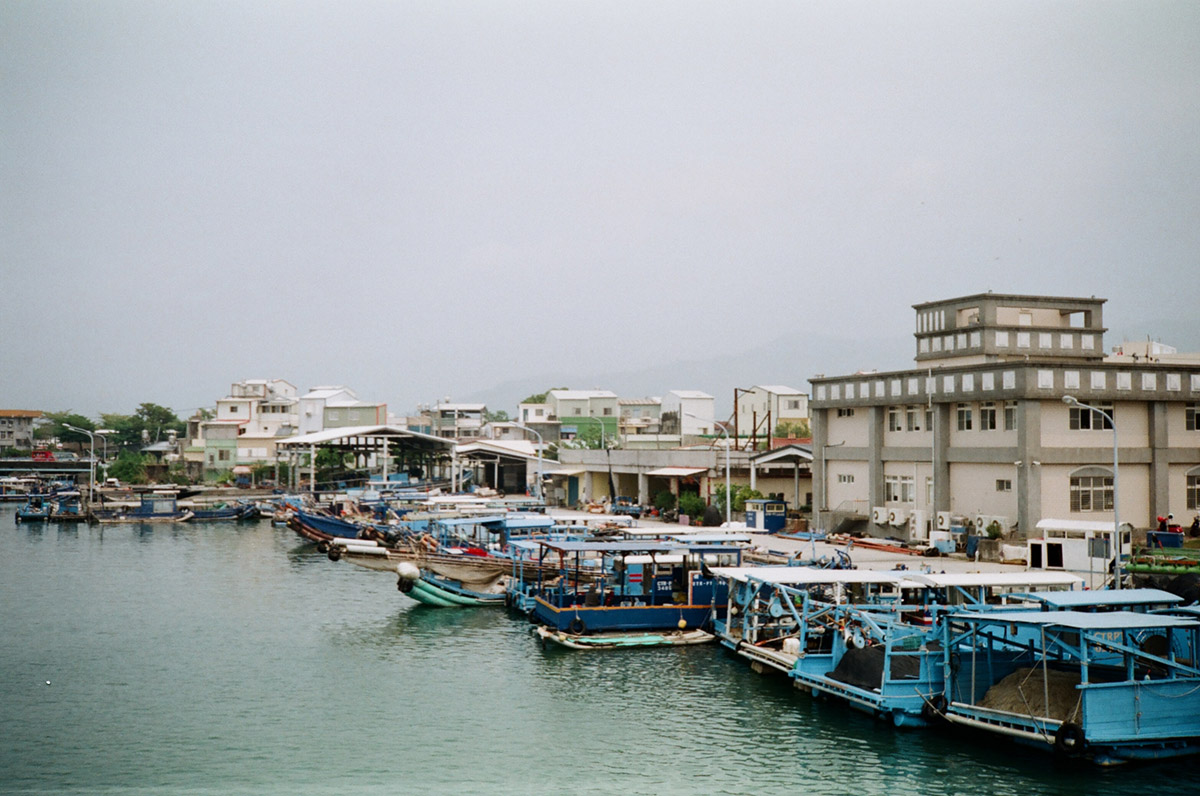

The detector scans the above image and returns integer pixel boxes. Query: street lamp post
[96,429,113,481]
[63,424,96,505]
[515,423,544,502]
[685,412,730,526]
[585,415,607,449]
[1062,395,1121,589]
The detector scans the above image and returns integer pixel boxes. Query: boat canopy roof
[904,572,1084,589]
[537,540,741,555]
[711,566,912,586]
[951,609,1200,631]
[1020,588,1182,608]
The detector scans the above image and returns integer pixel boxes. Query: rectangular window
[906,406,920,431]
[995,330,1010,347]
[1117,373,1132,391]
[1039,332,1052,349]
[1069,402,1114,430]
[1004,401,1018,431]
[1064,371,1080,390]
[1142,372,1157,390]
[962,373,975,392]
[982,372,995,391]
[787,399,800,410]
[956,403,972,431]
[1003,371,1016,389]
[574,408,582,415]
[996,479,1012,492]
[1189,474,1200,510]
[837,473,855,484]
[1037,370,1054,389]
[885,475,915,503]
[888,407,902,432]
[603,407,613,416]
[1187,404,1200,431]
[943,375,955,393]
[1017,332,1031,349]
[891,379,902,397]
[1070,475,1113,512]
[836,407,855,417]
[1167,374,1182,391]
[1082,334,1095,350]
[1091,371,1106,390]
[979,402,997,430]
[1060,333,1074,349]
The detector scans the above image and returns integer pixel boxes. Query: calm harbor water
[2,505,1197,795]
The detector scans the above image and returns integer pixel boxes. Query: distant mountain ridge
[462,332,913,417]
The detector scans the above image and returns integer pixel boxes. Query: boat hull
[535,626,715,650]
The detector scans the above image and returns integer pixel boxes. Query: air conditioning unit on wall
[872,506,887,525]
[889,508,909,527]
[936,511,952,531]
[909,511,929,540]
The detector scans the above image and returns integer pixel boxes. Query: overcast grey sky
[3,1,1198,420]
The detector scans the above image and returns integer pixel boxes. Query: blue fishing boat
[16,494,52,522]
[522,539,744,647]
[712,567,1085,727]
[935,610,1200,764]
[190,502,260,521]
[50,492,87,521]
[91,492,193,523]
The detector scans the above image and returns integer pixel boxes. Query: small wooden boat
[535,626,715,650]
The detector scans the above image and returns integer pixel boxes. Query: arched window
[1070,466,1113,513]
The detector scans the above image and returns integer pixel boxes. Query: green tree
[135,403,185,443]
[107,450,149,484]
[485,409,511,423]
[678,492,707,521]
[715,483,764,515]
[774,420,811,439]
[37,412,96,444]
[653,490,677,513]
[519,387,568,405]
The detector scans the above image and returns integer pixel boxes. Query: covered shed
[276,425,456,494]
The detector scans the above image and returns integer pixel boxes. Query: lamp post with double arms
[63,424,96,505]
[685,412,730,526]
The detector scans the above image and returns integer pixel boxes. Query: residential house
[735,385,809,444]
[547,390,618,441]
[0,410,42,450]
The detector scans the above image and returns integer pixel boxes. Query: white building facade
[810,293,1200,540]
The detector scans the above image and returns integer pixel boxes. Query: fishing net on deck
[978,667,1082,722]
[827,646,922,691]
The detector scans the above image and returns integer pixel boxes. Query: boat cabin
[1027,519,1133,589]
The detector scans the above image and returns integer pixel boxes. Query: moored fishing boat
[16,494,53,522]
[520,539,743,647]
[91,492,193,524]
[933,609,1200,764]
[712,567,1086,727]
[49,492,87,521]
[534,626,715,650]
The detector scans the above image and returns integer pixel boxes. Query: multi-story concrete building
[205,379,300,473]
[547,390,618,441]
[735,385,809,443]
[298,386,386,434]
[430,403,486,439]
[0,410,42,450]
[659,390,717,438]
[810,292,1200,540]
[617,397,662,437]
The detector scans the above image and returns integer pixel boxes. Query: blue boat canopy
[1022,588,1182,608]
[951,609,1200,630]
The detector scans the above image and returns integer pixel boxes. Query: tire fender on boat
[568,618,586,635]
[921,694,947,723]
[1054,722,1086,756]
[327,547,342,562]
[398,578,414,593]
